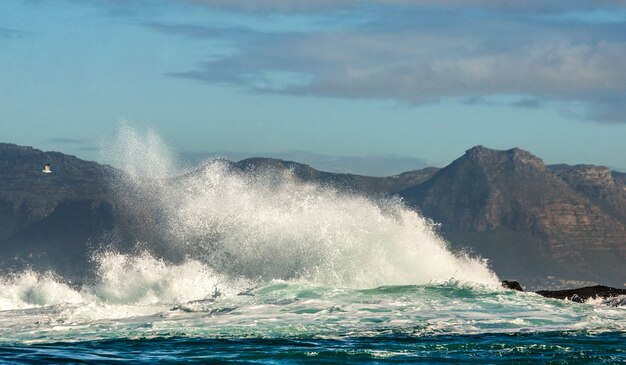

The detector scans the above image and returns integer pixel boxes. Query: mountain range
[1,142,624,289]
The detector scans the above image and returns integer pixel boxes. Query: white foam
[103,125,500,289]
[586,294,626,307]
[0,253,249,314]
[88,251,248,305]
[101,121,177,181]
[0,271,84,311]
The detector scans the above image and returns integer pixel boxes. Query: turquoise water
[0,282,624,363]
[3,333,625,364]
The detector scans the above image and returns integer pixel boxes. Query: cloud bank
[0,26,25,38]
[119,0,626,122]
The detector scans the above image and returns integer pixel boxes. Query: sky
[1,0,626,175]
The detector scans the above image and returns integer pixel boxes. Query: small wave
[0,279,624,344]
[0,271,83,310]
[0,252,250,313]
[587,295,626,307]
[88,251,248,305]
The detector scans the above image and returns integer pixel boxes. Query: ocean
[0,279,624,363]
[0,128,623,363]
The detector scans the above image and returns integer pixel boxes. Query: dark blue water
[2,332,625,364]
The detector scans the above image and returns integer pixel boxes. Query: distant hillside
[229,157,438,196]
[1,143,624,288]
[611,170,626,187]
[398,146,626,288]
[180,151,430,177]
[0,143,116,279]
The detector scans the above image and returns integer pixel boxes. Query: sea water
[0,127,623,363]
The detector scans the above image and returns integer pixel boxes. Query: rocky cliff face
[401,146,554,232]
[550,164,626,225]
[400,146,626,287]
[613,171,626,185]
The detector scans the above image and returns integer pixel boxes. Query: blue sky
[1,0,626,174]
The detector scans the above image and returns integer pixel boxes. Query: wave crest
[105,126,499,288]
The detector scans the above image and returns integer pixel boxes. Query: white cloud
[153,0,626,122]
[183,0,626,13]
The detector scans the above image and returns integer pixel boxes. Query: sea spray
[103,125,499,288]
[88,251,249,306]
[102,122,178,182]
[0,253,249,312]
[0,271,83,310]
[1,125,500,314]
[165,162,498,287]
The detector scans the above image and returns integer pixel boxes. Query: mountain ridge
[396,146,626,288]
[1,142,624,288]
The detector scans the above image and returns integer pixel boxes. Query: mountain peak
[400,146,567,234]
[462,145,546,171]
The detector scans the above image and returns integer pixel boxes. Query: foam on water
[88,252,250,306]
[0,253,250,313]
[0,277,623,344]
[0,271,83,311]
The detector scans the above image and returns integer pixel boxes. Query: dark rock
[613,171,626,186]
[0,143,118,280]
[535,285,626,303]
[501,280,524,291]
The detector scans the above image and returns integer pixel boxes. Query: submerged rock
[502,281,625,305]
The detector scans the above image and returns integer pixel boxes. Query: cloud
[0,26,25,38]
[145,1,626,122]
[510,98,543,109]
[41,138,91,145]
[578,93,626,123]
[183,0,626,14]
[168,28,626,110]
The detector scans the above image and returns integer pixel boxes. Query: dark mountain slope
[0,143,117,278]
[400,146,626,287]
[613,171,626,185]
[550,164,626,226]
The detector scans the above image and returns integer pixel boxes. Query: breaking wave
[0,253,248,311]
[1,124,499,312]
[107,125,499,289]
